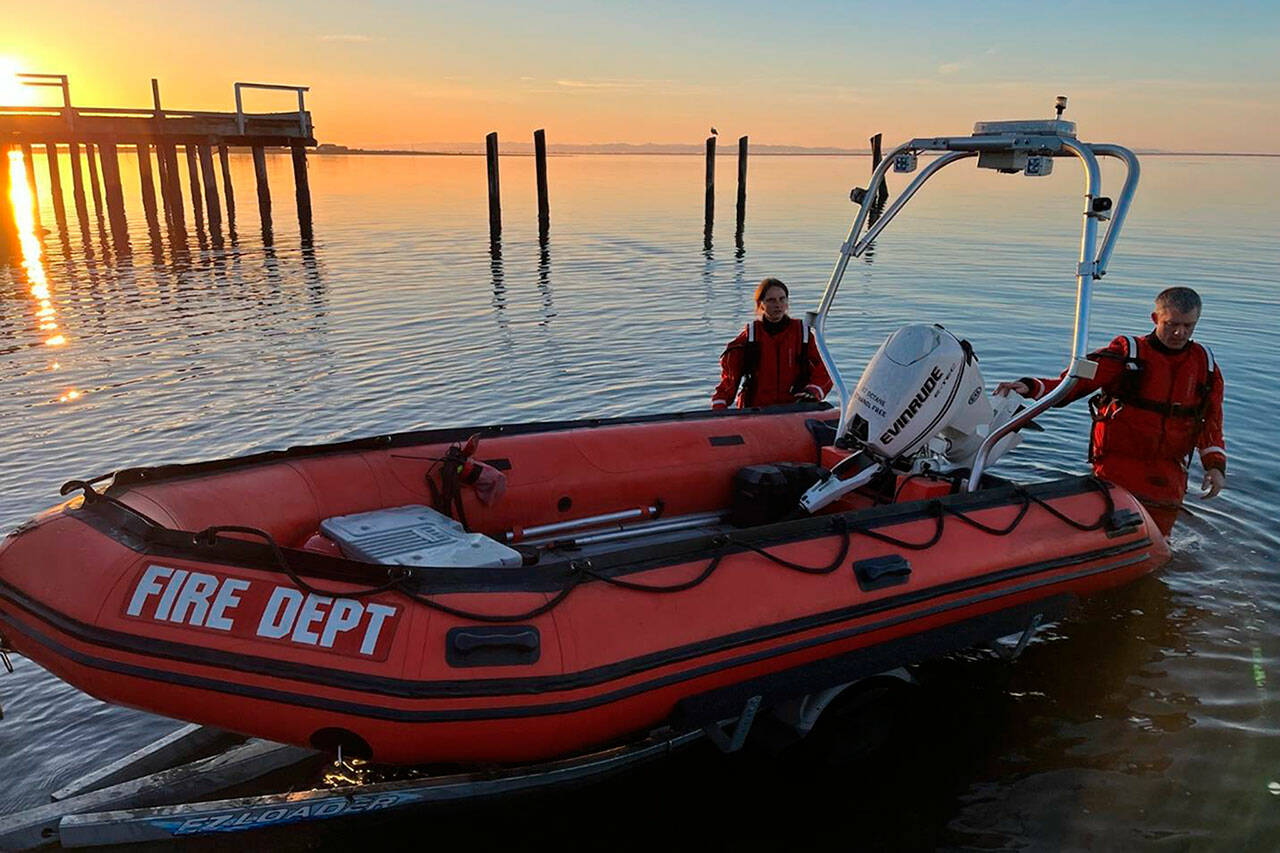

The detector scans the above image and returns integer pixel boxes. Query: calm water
[1,147,1277,850]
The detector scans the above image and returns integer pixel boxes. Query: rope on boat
[187,476,1116,624]
[59,473,1117,624]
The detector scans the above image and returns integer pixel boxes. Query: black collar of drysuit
[761,316,791,335]
[1145,331,1194,358]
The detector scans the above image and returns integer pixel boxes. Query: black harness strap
[1088,338,1217,462]
[736,319,812,406]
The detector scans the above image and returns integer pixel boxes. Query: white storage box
[320,505,523,569]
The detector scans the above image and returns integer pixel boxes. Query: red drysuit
[1021,332,1225,534]
[713,317,833,409]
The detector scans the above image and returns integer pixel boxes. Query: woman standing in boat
[712,278,832,409]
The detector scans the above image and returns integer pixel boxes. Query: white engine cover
[845,324,989,462]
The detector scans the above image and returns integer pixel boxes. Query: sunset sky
[3,0,1277,152]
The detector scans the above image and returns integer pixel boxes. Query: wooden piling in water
[704,135,716,243]
[534,128,549,239]
[218,144,236,226]
[85,143,105,220]
[185,145,205,231]
[2,75,316,245]
[158,143,184,230]
[0,145,14,258]
[136,144,159,230]
[485,132,501,240]
[67,142,91,231]
[290,142,312,235]
[20,144,42,230]
[197,143,223,235]
[871,132,888,205]
[98,142,130,244]
[736,136,748,235]
[251,146,271,227]
[46,142,68,230]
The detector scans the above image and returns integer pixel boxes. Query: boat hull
[0,407,1169,764]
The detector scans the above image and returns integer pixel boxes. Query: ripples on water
[1,148,1276,848]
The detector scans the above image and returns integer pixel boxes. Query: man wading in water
[996,286,1226,535]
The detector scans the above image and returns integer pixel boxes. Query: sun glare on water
[7,148,77,399]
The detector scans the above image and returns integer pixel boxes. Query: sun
[0,57,32,106]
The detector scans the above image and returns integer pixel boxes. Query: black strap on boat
[942,488,1033,536]
[853,501,945,550]
[196,526,410,600]
[738,517,851,575]
[584,552,726,593]
[1019,476,1113,531]
[181,478,1115,624]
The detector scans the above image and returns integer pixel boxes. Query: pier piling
[158,144,185,230]
[704,135,716,247]
[136,144,159,230]
[197,143,223,236]
[218,144,236,227]
[0,145,14,259]
[67,142,90,232]
[98,142,130,245]
[20,144,41,230]
[45,142,68,231]
[871,133,888,205]
[736,136,748,241]
[485,132,501,241]
[251,146,271,229]
[85,144,105,222]
[185,145,205,232]
[1,74,314,247]
[534,128,549,240]
[290,142,311,237]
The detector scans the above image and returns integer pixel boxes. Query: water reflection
[537,238,556,325]
[489,238,507,331]
[6,149,73,397]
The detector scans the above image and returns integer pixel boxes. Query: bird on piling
[710,127,718,136]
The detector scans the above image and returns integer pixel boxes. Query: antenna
[1054,96,1068,119]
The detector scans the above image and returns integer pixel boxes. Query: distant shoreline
[314,146,1280,158]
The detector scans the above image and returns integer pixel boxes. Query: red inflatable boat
[0,113,1165,765]
[0,405,1166,764]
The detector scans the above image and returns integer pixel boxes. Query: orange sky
[3,2,1278,153]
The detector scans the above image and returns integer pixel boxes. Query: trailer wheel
[309,728,373,760]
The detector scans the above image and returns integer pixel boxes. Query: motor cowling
[843,324,989,463]
[801,323,1024,513]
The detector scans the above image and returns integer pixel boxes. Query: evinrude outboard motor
[800,324,1028,512]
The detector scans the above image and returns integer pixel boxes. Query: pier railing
[0,74,316,249]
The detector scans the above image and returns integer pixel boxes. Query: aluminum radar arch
[806,99,1140,492]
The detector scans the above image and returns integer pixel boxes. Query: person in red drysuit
[712,278,833,409]
[996,287,1226,535]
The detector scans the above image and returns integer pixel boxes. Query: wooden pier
[0,75,316,251]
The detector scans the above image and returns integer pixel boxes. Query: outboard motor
[800,324,1028,513]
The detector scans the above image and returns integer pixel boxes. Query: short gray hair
[1155,287,1201,315]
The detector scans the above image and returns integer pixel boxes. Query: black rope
[587,552,725,593]
[851,501,946,550]
[185,478,1117,625]
[1020,476,1114,531]
[942,488,1032,536]
[402,571,589,623]
[738,518,851,575]
[196,526,409,600]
